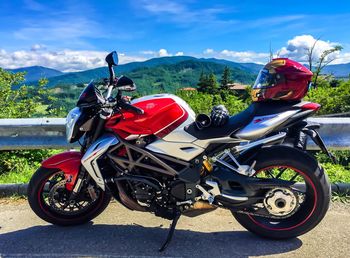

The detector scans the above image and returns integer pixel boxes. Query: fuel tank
[105,94,195,140]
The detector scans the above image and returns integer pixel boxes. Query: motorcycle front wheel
[233,146,331,239]
[28,167,111,226]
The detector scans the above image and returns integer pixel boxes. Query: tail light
[301,102,321,111]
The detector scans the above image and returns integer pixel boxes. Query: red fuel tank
[105,95,189,140]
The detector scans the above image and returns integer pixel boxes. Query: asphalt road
[0,199,349,258]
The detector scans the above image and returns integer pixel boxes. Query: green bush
[176,90,248,115]
[321,162,350,183]
[305,80,350,115]
[0,69,63,181]
[316,150,350,169]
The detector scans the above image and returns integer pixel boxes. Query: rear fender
[42,151,82,191]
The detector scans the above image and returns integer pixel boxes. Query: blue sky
[1,0,350,71]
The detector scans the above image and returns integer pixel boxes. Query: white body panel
[143,94,201,160]
[81,134,119,190]
[235,110,299,140]
[193,136,244,149]
[146,140,205,161]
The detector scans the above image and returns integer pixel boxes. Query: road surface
[0,199,349,258]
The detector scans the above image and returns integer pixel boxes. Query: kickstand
[159,213,181,252]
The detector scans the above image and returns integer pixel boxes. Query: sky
[0,0,350,72]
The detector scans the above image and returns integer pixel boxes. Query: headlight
[66,107,82,143]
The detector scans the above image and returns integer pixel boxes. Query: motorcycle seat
[184,100,303,140]
[184,104,256,140]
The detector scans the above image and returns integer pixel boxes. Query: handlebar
[117,99,144,115]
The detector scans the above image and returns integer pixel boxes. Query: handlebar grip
[120,101,144,114]
[128,104,144,115]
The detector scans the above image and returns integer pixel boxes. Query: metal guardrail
[0,117,349,150]
[306,117,350,150]
[0,118,78,150]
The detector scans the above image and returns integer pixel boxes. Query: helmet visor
[253,68,278,89]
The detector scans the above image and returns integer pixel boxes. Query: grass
[0,149,61,184]
[332,191,350,204]
[0,149,349,184]
[0,161,349,184]
[0,162,38,184]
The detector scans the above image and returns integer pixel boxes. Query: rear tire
[233,146,331,239]
[28,167,111,226]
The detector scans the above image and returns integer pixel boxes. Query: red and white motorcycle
[28,51,331,251]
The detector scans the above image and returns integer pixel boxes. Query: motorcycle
[28,51,331,251]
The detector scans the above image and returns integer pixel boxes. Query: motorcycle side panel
[81,134,119,190]
[105,94,195,139]
[146,139,205,161]
[41,151,82,191]
[235,110,300,140]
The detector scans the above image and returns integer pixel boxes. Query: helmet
[251,58,313,102]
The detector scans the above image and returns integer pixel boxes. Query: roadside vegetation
[0,65,349,184]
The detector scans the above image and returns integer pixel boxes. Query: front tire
[28,167,111,226]
[233,146,331,239]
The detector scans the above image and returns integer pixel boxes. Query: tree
[207,73,219,94]
[305,37,343,86]
[197,71,209,93]
[313,45,343,85]
[0,69,48,118]
[220,66,232,91]
[306,36,321,71]
[0,69,56,177]
[268,43,281,61]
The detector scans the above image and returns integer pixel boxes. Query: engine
[115,177,187,220]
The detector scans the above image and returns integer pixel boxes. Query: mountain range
[3,56,350,94]
[7,66,64,82]
[5,56,260,84]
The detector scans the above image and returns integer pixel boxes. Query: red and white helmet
[251,58,313,102]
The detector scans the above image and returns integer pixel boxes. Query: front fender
[42,151,82,191]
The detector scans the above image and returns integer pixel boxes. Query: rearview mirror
[105,51,119,66]
[116,76,136,92]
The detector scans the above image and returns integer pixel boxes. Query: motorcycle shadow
[0,223,302,257]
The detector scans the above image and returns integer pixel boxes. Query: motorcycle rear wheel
[233,146,331,239]
[28,167,111,226]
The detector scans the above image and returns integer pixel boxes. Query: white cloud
[158,49,170,57]
[200,35,350,64]
[140,50,156,55]
[0,46,186,71]
[23,0,45,11]
[0,48,147,72]
[139,0,184,15]
[2,35,350,73]
[201,49,269,63]
[136,0,229,26]
[30,44,46,51]
[204,48,214,54]
[278,35,341,63]
[333,52,350,64]
[220,50,270,63]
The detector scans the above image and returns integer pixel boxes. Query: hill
[7,66,63,82]
[124,59,257,94]
[45,59,257,94]
[40,56,260,88]
[322,63,350,78]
